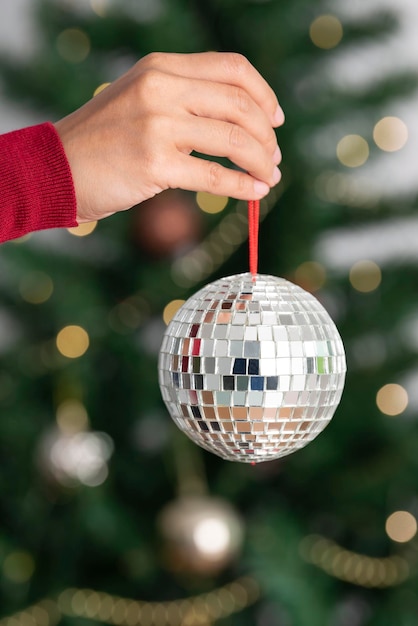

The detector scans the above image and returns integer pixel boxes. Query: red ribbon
[248,199,259,279]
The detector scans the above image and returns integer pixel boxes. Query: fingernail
[273,104,285,126]
[272,166,281,184]
[273,145,282,164]
[254,180,270,197]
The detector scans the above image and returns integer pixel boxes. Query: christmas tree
[1,1,418,624]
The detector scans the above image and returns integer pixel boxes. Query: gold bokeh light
[196,192,229,214]
[19,271,54,304]
[349,260,382,293]
[163,300,185,325]
[310,15,343,49]
[90,0,107,17]
[376,383,408,417]
[56,29,91,64]
[386,511,417,543]
[3,551,35,584]
[373,116,408,152]
[93,83,111,97]
[56,399,89,434]
[337,135,369,168]
[294,261,326,292]
[56,325,90,359]
[68,222,98,237]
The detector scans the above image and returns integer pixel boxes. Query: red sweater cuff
[0,122,78,243]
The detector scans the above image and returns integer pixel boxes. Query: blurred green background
[1,0,418,624]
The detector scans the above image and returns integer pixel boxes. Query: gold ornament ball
[158,496,244,576]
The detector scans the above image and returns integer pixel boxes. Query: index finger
[141,51,285,128]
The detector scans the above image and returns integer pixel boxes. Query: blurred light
[90,0,108,17]
[121,0,165,23]
[3,551,35,584]
[196,192,228,214]
[294,261,326,292]
[12,233,32,244]
[300,534,410,588]
[56,29,91,64]
[373,117,408,152]
[56,399,89,434]
[56,325,89,359]
[93,83,111,97]
[376,383,408,416]
[314,170,378,208]
[114,299,144,330]
[337,135,369,168]
[19,271,53,304]
[84,592,101,618]
[349,260,382,292]
[30,605,51,626]
[163,299,185,325]
[49,431,113,487]
[309,15,343,50]
[193,518,231,559]
[386,511,417,543]
[68,222,97,237]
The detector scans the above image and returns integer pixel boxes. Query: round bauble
[133,189,202,258]
[158,495,244,576]
[159,273,346,463]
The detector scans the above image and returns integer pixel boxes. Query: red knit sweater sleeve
[0,122,78,243]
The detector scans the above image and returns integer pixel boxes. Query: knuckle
[137,68,163,95]
[228,125,245,149]
[236,171,248,194]
[141,51,166,69]
[208,162,223,191]
[224,52,249,76]
[233,87,251,115]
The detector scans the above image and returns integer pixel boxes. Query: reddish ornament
[134,189,202,258]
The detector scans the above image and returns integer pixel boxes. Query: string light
[196,192,229,214]
[376,383,408,417]
[373,116,408,152]
[349,260,382,293]
[300,534,411,588]
[0,600,60,626]
[68,222,98,237]
[386,512,417,543]
[309,15,343,50]
[2,577,260,626]
[56,29,91,64]
[337,135,369,168]
[56,325,90,359]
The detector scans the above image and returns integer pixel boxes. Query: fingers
[167,153,281,201]
[139,51,284,129]
[182,78,278,155]
[175,116,279,187]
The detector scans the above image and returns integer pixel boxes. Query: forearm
[0,122,77,243]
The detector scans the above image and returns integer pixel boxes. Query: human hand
[54,51,284,223]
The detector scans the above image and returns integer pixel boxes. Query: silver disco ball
[158,273,346,463]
